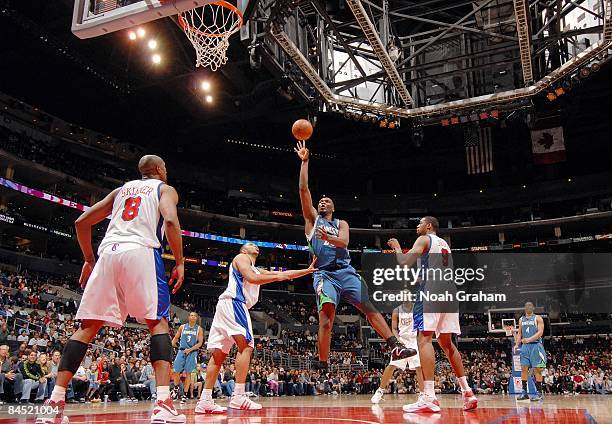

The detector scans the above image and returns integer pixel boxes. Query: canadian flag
[531,127,566,164]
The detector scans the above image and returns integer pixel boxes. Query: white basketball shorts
[207,298,254,354]
[76,242,170,327]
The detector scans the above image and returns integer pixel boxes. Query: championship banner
[531,127,566,164]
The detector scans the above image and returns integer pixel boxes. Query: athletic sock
[157,386,170,402]
[201,389,212,401]
[522,380,528,393]
[458,376,470,393]
[423,380,435,398]
[234,383,245,396]
[50,386,66,403]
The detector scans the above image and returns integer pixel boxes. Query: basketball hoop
[504,325,515,337]
[178,1,243,71]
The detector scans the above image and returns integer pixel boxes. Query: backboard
[72,0,215,39]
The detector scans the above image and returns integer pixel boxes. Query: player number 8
[121,196,142,221]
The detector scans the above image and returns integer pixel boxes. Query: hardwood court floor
[0,394,609,423]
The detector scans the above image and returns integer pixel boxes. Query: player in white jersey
[195,243,316,414]
[37,155,186,424]
[371,300,422,404]
[388,216,477,413]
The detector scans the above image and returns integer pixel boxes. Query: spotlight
[554,87,565,96]
[379,118,388,128]
[352,113,361,122]
[591,63,601,72]
[450,116,459,125]
[128,31,137,40]
[388,120,397,129]
[441,119,450,126]
[361,114,369,123]
[546,91,557,102]
[151,54,161,64]
[137,27,146,38]
[148,39,158,50]
[205,95,213,103]
[201,81,211,91]
[370,115,378,124]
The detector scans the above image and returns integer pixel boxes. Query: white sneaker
[462,390,478,411]
[150,398,186,423]
[371,388,384,404]
[403,393,441,413]
[35,399,69,424]
[229,394,262,410]
[195,398,227,414]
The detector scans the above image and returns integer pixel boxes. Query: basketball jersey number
[121,196,142,221]
[441,248,449,266]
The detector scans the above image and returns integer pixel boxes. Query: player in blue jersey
[295,140,416,371]
[515,301,546,401]
[172,312,204,403]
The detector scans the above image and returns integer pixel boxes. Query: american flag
[465,125,493,175]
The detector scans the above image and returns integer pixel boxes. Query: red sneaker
[462,390,478,411]
[35,399,68,424]
[150,398,186,423]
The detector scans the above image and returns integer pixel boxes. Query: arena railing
[2,175,612,250]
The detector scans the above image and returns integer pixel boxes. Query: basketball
[292,119,313,141]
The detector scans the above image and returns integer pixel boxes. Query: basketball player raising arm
[295,140,415,374]
[387,217,478,414]
[295,140,349,248]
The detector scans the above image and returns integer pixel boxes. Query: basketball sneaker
[462,390,478,411]
[150,398,186,423]
[402,393,441,413]
[530,393,543,402]
[229,394,262,410]
[371,387,385,404]
[195,398,227,414]
[517,393,530,401]
[390,343,417,360]
[35,399,69,424]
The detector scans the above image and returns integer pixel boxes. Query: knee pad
[150,333,173,363]
[58,340,89,374]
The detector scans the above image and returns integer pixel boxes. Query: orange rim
[178,0,243,38]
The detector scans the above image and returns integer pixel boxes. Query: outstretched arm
[234,254,317,286]
[75,188,119,287]
[295,141,317,231]
[387,236,430,267]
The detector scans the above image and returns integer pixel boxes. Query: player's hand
[521,338,529,345]
[316,227,329,241]
[307,256,318,273]
[387,238,401,251]
[79,260,96,289]
[169,262,185,294]
[294,140,310,162]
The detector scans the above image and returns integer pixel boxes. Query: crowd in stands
[0,265,610,405]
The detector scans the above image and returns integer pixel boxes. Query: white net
[179,1,243,71]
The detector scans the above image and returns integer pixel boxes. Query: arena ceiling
[0,0,610,182]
